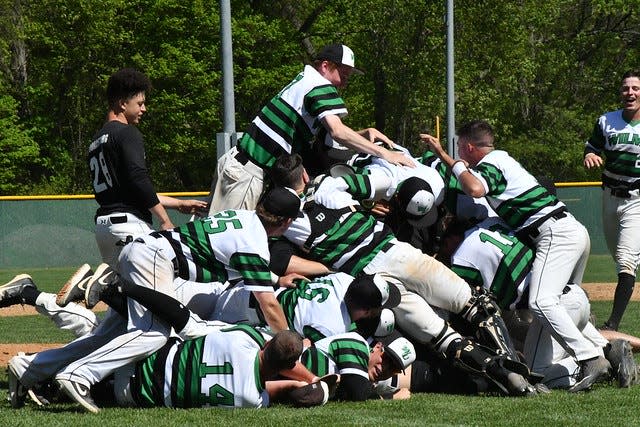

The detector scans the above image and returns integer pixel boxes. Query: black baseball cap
[346,274,401,309]
[314,44,364,75]
[261,187,301,218]
[395,177,438,227]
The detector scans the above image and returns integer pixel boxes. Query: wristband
[452,161,468,179]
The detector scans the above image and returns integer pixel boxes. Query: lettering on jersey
[315,212,326,222]
[88,133,108,153]
[607,132,640,147]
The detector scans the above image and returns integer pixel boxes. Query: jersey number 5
[203,211,243,234]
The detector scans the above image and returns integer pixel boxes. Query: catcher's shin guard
[446,338,535,396]
[461,290,520,362]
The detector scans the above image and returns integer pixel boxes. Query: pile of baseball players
[2,46,640,413]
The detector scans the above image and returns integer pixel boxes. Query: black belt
[234,148,250,165]
[609,187,632,199]
[517,208,567,240]
[109,215,128,224]
[562,285,571,295]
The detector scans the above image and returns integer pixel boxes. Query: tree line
[0,0,638,195]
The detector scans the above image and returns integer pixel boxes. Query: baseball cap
[314,44,364,75]
[346,274,401,309]
[261,187,301,218]
[374,308,396,337]
[380,331,416,373]
[395,176,438,227]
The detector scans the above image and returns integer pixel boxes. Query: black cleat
[0,274,36,308]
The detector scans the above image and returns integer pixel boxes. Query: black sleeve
[268,238,295,276]
[120,126,160,209]
[333,374,375,401]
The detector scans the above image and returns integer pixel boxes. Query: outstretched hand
[420,133,446,157]
[382,149,416,168]
[178,199,209,215]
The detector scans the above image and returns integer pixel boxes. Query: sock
[606,272,635,329]
[120,280,189,331]
[21,286,41,306]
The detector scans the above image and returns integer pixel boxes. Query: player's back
[277,272,355,342]
[133,325,269,409]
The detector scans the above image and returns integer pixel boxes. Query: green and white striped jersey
[238,65,347,169]
[470,150,565,232]
[276,272,357,343]
[419,151,496,220]
[150,210,275,292]
[284,174,396,275]
[301,332,370,379]
[449,218,533,310]
[585,109,640,188]
[131,324,269,408]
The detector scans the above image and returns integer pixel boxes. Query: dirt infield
[0,283,636,367]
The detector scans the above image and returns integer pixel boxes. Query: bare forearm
[254,292,288,332]
[286,255,331,277]
[149,203,174,230]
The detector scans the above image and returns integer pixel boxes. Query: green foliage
[0,1,639,193]
[0,92,41,194]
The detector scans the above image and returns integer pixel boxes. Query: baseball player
[270,154,536,396]
[88,279,414,403]
[7,188,303,412]
[210,272,400,342]
[422,120,611,392]
[88,68,206,269]
[301,330,416,401]
[115,327,306,409]
[419,149,498,221]
[343,143,446,252]
[584,70,640,332]
[208,43,412,213]
[87,279,414,403]
[438,216,631,390]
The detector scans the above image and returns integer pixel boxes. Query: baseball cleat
[0,274,36,308]
[85,263,118,309]
[56,378,100,413]
[7,361,27,408]
[56,264,93,307]
[569,355,611,393]
[606,339,636,388]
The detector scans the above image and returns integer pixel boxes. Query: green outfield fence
[0,183,605,269]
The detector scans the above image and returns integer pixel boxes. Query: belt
[609,187,632,199]
[108,215,128,224]
[234,148,250,165]
[562,285,571,295]
[517,208,567,240]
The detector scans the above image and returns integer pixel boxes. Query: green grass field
[1,262,638,426]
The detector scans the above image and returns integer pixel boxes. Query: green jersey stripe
[451,265,483,288]
[229,252,273,287]
[342,174,373,200]
[493,186,559,229]
[475,163,507,195]
[301,347,330,376]
[220,324,267,348]
[302,325,327,343]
